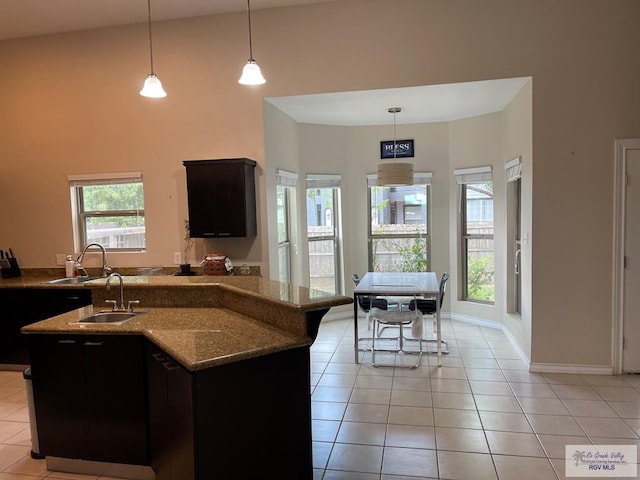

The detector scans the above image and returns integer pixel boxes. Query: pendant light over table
[238,0,266,85]
[377,107,413,186]
[139,0,167,98]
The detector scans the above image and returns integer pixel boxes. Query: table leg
[436,299,442,367]
[353,294,359,364]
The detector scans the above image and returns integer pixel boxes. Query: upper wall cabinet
[183,158,257,238]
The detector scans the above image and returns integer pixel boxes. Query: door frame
[613,138,640,373]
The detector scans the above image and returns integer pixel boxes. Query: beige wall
[1,0,639,369]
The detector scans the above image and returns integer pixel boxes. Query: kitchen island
[19,274,352,480]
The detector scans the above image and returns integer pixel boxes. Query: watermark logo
[566,445,637,477]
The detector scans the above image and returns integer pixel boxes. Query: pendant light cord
[146,0,155,74]
[389,107,401,161]
[246,0,254,61]
[393,110,397,160]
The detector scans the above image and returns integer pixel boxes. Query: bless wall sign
[380,139,414,159]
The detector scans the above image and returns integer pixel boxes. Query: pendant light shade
[140,73,167,98]
[140,0,166,98]
[239,60,266,86]
[238,0,266,85]
[378,107,413,186]
[377,162,414,186]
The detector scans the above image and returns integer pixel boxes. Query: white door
[623,146,640,372]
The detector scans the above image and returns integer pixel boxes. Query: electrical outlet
[173,252,181,264]
[56,254,67,265]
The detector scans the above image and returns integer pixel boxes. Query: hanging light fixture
[139,0,167,98]
[377,107,413,186]
[238,0,266,85]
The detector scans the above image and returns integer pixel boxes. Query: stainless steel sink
[77,311,145,324]
[44,277,100,285]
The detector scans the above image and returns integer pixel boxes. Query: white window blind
[454,166,492,184]
[276,169,298,187]
[366,172,432,187]
[68,171,142,187]
[505,156,522,182]
[306,174,341,189]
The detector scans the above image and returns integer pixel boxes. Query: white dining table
[353,271,444,367]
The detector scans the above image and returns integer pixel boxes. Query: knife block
[0,257,21,278]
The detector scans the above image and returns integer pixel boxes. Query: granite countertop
[22,305,308,372]
[12,272,352,371]
[1,273,352,312]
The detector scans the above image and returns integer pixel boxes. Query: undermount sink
[45,277,100,285]
[77,311,145,324]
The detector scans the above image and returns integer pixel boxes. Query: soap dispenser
[65,255,75,278]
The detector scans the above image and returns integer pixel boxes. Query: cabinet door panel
[146,343,194,480]
[84,335,149,465]
[29,335,89,459]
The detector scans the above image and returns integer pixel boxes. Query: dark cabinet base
[147,343,313,480]
[28,334,149,465]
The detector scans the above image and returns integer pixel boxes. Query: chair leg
[421,313,448,354]
[370,319,422,369]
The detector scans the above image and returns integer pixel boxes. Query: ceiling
[0,0,341,41]
[266,77,531,126]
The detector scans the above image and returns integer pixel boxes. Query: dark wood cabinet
[146,342,313,480]
[28,334,149,465]
[183,158,257,238]
[0,288,91,364]
[146,345,194,480]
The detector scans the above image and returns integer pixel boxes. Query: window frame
[68,172,146,252]
[367,173,431,273]
[305,174,342,295]
[455,166,495,304]
[276,169,298,285]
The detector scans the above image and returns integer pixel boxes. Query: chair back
[438,273,449,307]
[353,273,388,312]
[407,272,448,314]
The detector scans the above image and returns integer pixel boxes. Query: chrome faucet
[105,272,139,312]
[76,243,112,277]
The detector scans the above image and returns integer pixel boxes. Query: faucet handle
[127,300,140,312]
[105,299,118,311]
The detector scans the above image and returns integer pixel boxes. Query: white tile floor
[0,316,638,479]
[310,317,640,479]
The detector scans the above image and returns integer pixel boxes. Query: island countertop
[1,273,352,312]
[14,273,352,371]
[21,305,307,371]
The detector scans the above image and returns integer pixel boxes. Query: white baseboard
[324,310,615,375]
[449,312,502,330]
[529,362,614,375]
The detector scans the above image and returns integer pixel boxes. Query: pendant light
[139,0,167,98]
[238,0,266,85]
[377,107,413,186]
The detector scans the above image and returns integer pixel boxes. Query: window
[367,173,431,272]
[455,166,494,303]
[69,172,145,251]
[306,175,342,294]
[276,169,297,284]
[505,157,522,315]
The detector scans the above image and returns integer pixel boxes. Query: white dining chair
[408,273,449,353]
[369,306,423,368]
